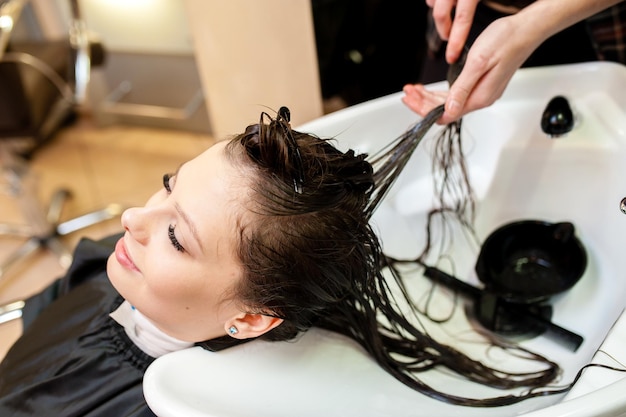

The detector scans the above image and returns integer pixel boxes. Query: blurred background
[9,0,428,135]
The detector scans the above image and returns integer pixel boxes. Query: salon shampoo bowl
[144,62,626,417]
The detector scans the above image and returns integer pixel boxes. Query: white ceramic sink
[144,62,626,417]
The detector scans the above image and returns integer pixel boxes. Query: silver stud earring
[228,325,238,336]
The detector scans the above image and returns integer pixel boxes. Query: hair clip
[277,106,304,194]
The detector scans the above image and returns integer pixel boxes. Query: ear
[226,313,283,339]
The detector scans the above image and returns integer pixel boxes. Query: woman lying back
[0,109,559,416]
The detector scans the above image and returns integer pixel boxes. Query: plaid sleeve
[585,3,626,63]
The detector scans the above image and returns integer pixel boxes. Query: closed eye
[163,173,174,193]
[168,224,186,253]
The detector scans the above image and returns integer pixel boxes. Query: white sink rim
[144,62,626,417]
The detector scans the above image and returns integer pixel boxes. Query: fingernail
[446,99,460,115]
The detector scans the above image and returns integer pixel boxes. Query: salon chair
[0,0,122,284]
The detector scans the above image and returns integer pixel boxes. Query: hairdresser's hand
[402,84,447,118]
[427,0,480,63]
[403,15,534,124]
[410,0,624,123]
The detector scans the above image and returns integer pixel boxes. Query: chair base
[0,189,123,285]
[0,148,123,287]
[0,300,24,325]
[0,190,123,325]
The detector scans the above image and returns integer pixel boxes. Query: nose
[121,207,150,244]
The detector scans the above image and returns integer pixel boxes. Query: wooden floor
[0,117,215,360]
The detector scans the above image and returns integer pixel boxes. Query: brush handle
[423,266,583,351]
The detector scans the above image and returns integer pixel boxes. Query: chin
[106,254,127,297]
[106,253,119,279]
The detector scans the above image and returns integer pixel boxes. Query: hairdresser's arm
[404,0,625,124]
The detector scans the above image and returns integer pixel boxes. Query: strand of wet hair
[365,104,444,219]
[320,250,563,407]
[221,108,567,407]
[357,112,573,406]
[313,109,565,405]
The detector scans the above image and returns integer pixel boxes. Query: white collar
[110,300,193,358]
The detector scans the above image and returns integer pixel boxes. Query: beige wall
[28,0,323,137]
[183,0,323,139]
[31,0,194,54]
[29,0,65,38]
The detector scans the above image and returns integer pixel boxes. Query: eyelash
[168,225,186,253]
[163,174,185,253]
[163,173,173,193]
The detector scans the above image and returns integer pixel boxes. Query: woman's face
[107,140,246,342]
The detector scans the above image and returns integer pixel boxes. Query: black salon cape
[0,235,157,417]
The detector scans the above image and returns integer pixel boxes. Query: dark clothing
[0,235,157,417]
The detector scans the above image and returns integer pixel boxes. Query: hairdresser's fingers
[461,69,510,116]
[402,85,430,116]
[402,84,448,118]
[441,78,478,123]
[445,0,479,63]
[460,56,524,119]
[441,57,523,124]
[442,43,498,123]
[441,16,536,123]
[430,0,456,40]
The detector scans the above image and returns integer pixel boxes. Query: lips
[115,237,140,272]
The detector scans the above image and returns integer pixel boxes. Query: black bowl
[475,220,587,304]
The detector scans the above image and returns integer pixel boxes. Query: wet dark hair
[198,108,564,407]
[224,108,377,343]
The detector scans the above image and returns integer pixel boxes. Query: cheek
[146,272,225,330]
[151,267,240,324]
[145,260,212,305]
